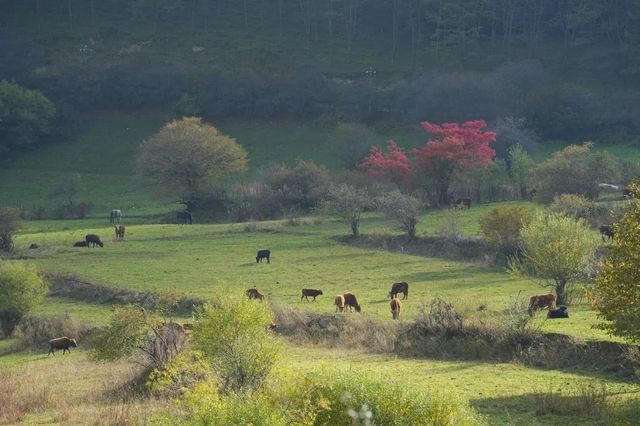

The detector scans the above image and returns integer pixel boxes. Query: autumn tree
[360,140,411,188]
[320,184,372,237]
[512,212,598,306]
[413,121,496,205]
[137,117,247,210]
[589,184,640,342]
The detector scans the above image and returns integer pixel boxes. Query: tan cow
[390,298,402,320]
[334,295,345,312]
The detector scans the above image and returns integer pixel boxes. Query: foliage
[0,81,55,153]
[507,144,535,200]
[549,194,595,220]
[89,305,152,362]
[492,117,538,158]
[191,294,281,393]
[376,190,423,238]
[148,351,215,399]
[512,212,598,305]
[589,184,640,342]
[264,160,330,212]
[479,205,532,256]
[319,184,373,237]
[0,261,47,337]
[533,143,621,202]
[413,120,496,205]
[162,368,481,426]
[137,117,247,210]
[360,140,411,188]
[0,207,21,252]
[226,182,279,222]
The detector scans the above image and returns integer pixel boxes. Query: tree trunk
[351,219,359,237]
[555,279,567,306]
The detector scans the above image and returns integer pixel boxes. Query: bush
[549,194,595,220]
[13,313,92,351]
[226,182,280,222]
[415,298,464,336]
[0,261,47,337]
[191,294,281,393]
[0,207,22,252]
[148,351,214,399]
[263,160,330,213]
[376,190,423,238]
[479,205,532,256]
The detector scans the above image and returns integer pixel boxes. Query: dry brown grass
[0,355,163,425]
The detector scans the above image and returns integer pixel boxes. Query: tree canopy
[0,261,48,337]
[137,117,247,209]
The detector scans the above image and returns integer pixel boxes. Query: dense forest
[1,0,640,152]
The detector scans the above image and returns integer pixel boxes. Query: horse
[110,209,122,223]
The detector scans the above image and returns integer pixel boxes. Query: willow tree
[137,117,247,210]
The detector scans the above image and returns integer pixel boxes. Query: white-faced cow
[256,249,270,264]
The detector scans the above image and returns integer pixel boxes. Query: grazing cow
[256,249,271,264]
[301,288,323,301]
[599,225,614,242]
[73,240,88,247]
[547,305,569,319]
[246,288,265,301]
[334,295,346,312]
[454,197,471,209]
[389,282,409,300]
[528,294,556,316]
[110,209,122,223]
[114,224,126,240]
[390,298,402,320]
[85,234,104,248]
[343,292,361,313]
[176,210,193,224]
[48,336,77,356]
[29,243,39,249]
[528,188,538,199]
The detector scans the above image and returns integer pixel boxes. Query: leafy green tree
[0,81,56,153]
[89,305,151,361]
[192,294,280,393]
[0,261,48,337]
[512,212,598,306]
[479,205,532,256]
[589,184,640,342]
[377,190,423,238]
[508,144,534,200]
[0,207,22,252]
[137,117,247,210]
[320,184,373,237]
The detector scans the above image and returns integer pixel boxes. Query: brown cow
[301,288,323,301]
[390,298,402,320]
[246,288,265,301]
[343,292,361,313]
[334,295,345,312]
[528,294,556,316]
[114,224,126,240]
[48,336,77,356]
[389,282,409,300]
[599,225,614,242]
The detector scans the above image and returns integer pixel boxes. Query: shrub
[376,190,423,238]
[13,313,92,351]
[226,182,280,222]
[148,351,214,399]
[0,261,47,337]
[549,194,595,220]
[415,298,464,336]
[0,207,22,252]
[191,294,281,393]
[479,205,532,256]
[263,160,330,213]
[533,382,609,418]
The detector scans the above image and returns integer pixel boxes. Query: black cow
[599,225,614,242]
[389,282,409,300]
[256,249,270,263]
[454,197,471,209]
[85,234,103,248]
[246,288,265,301]
[301,288,323,301]
[73,241,88,247]
[547,306,569,319]
[177,210,193,225]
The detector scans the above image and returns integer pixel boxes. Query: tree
[479,205,531,257]
[137,117,247,210]
[512,212,598,306]
[264,160,330,212]
[360,140,411,188]
[533,143,620,202]
[191,294,280,393]
[0,261,48,337]
[589,184,640,342]
[320,184,373,237]
[0,207,22,252]
[507,144,534,200]
[413,120,496,205]
[0,81,56,153]
[377,190,423,238]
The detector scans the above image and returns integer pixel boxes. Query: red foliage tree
[413,120,496,205]
[360,140,411,187]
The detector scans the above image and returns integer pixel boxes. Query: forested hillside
[1,0,640,148]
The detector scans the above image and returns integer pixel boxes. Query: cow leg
[267,257,270,264]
